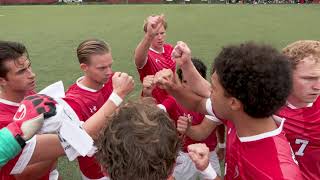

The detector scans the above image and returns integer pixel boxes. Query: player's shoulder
[65,83,79,94]
[163,44,174,52]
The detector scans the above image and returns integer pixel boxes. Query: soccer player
[95,100,221,180]
[63,39,118,180]
[0,40,134,179]
[0,41,60,179]
[154,41,303,179]
[142,58,225,179]
[135,14,176,103]
[278,40,320,180]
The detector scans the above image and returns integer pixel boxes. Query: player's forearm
[28,134,64,165]
[216,125,225,143]
[0,128,21,167]
[180,60,211,97]
[167,85,207,114]
[187,125,212,141]
[134,34,153,68]
[141,88,152,97]
[83,100,117,140]
[15,160,56,179]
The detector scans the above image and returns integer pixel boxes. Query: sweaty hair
[177,57,207,81]
[77,39,110,64]
[96,98,180,180]
[282,40,320,69]
[213,42,292,118]
[0,41,28,78]
[143,15,168,33]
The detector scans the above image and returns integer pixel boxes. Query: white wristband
[200,163,217,179]
[109,92,123,107]
[218,143,226,149]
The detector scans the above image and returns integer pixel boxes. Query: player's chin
[28,82,36,91]
[101,77,109,84]
[305,95,319,103]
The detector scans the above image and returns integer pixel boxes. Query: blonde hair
[77,39,110,64]
[282,40,320,68]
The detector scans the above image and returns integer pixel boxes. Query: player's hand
[7,94,57,141]
[188,143,210,171]
[142,75,155,97]
[145,15,165,38]
[177,114,192,135]
[171,41,192,67]
[154,69,176,90]
[112,72,135,99]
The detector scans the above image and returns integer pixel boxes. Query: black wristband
[15,134,26,148]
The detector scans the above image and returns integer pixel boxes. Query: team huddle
[0,14,319,180]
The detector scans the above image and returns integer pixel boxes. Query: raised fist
[112,72,135,99]
[188,143,210,171]
[177,114,192,135]
[145,15,165,38]
[142,75,155,97]
[171,41,192,67]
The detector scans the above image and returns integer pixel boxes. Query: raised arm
[188,143,221,180]
[154,68,208,114]
[83,72,134,139]
[172,41,211,97]
[134,15,165,68]
[177,115,220,141]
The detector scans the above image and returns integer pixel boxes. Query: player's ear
[229,97,242,112]
[80,63,89,72]
[0,77,7,86]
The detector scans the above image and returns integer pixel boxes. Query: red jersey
[224,117,302,180]
[138,44,175,103]
[277,97,320,180]
[64,77,113,179]
[0,97,50,180]
[161,96,217,152]
[205,98,302,180]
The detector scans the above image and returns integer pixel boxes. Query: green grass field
[1,4,320,179]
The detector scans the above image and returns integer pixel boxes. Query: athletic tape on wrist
[200,163,217,179]
[109,92,123,107]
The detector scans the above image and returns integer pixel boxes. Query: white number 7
[295,139,309,156]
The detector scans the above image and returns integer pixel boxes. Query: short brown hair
[76,39,110,64]
[0,41,28,78]
[282,40,320,69]
[96,99,180,180]
[143,15,168,33]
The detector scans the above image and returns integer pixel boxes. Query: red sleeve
[162,96,184,121]
[0,153,20,178]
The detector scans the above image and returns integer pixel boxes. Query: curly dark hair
[96,98,181,180]
[177,57,207,80]
[213,42,292,118]
[0,41,28,78]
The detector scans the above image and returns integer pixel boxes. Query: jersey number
[295,138,309,156]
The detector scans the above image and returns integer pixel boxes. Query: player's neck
[232,113,278,138]
[80,76,103,91]
[287,95,310,108]
[150,45,164,53]
[0,88,26,103]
